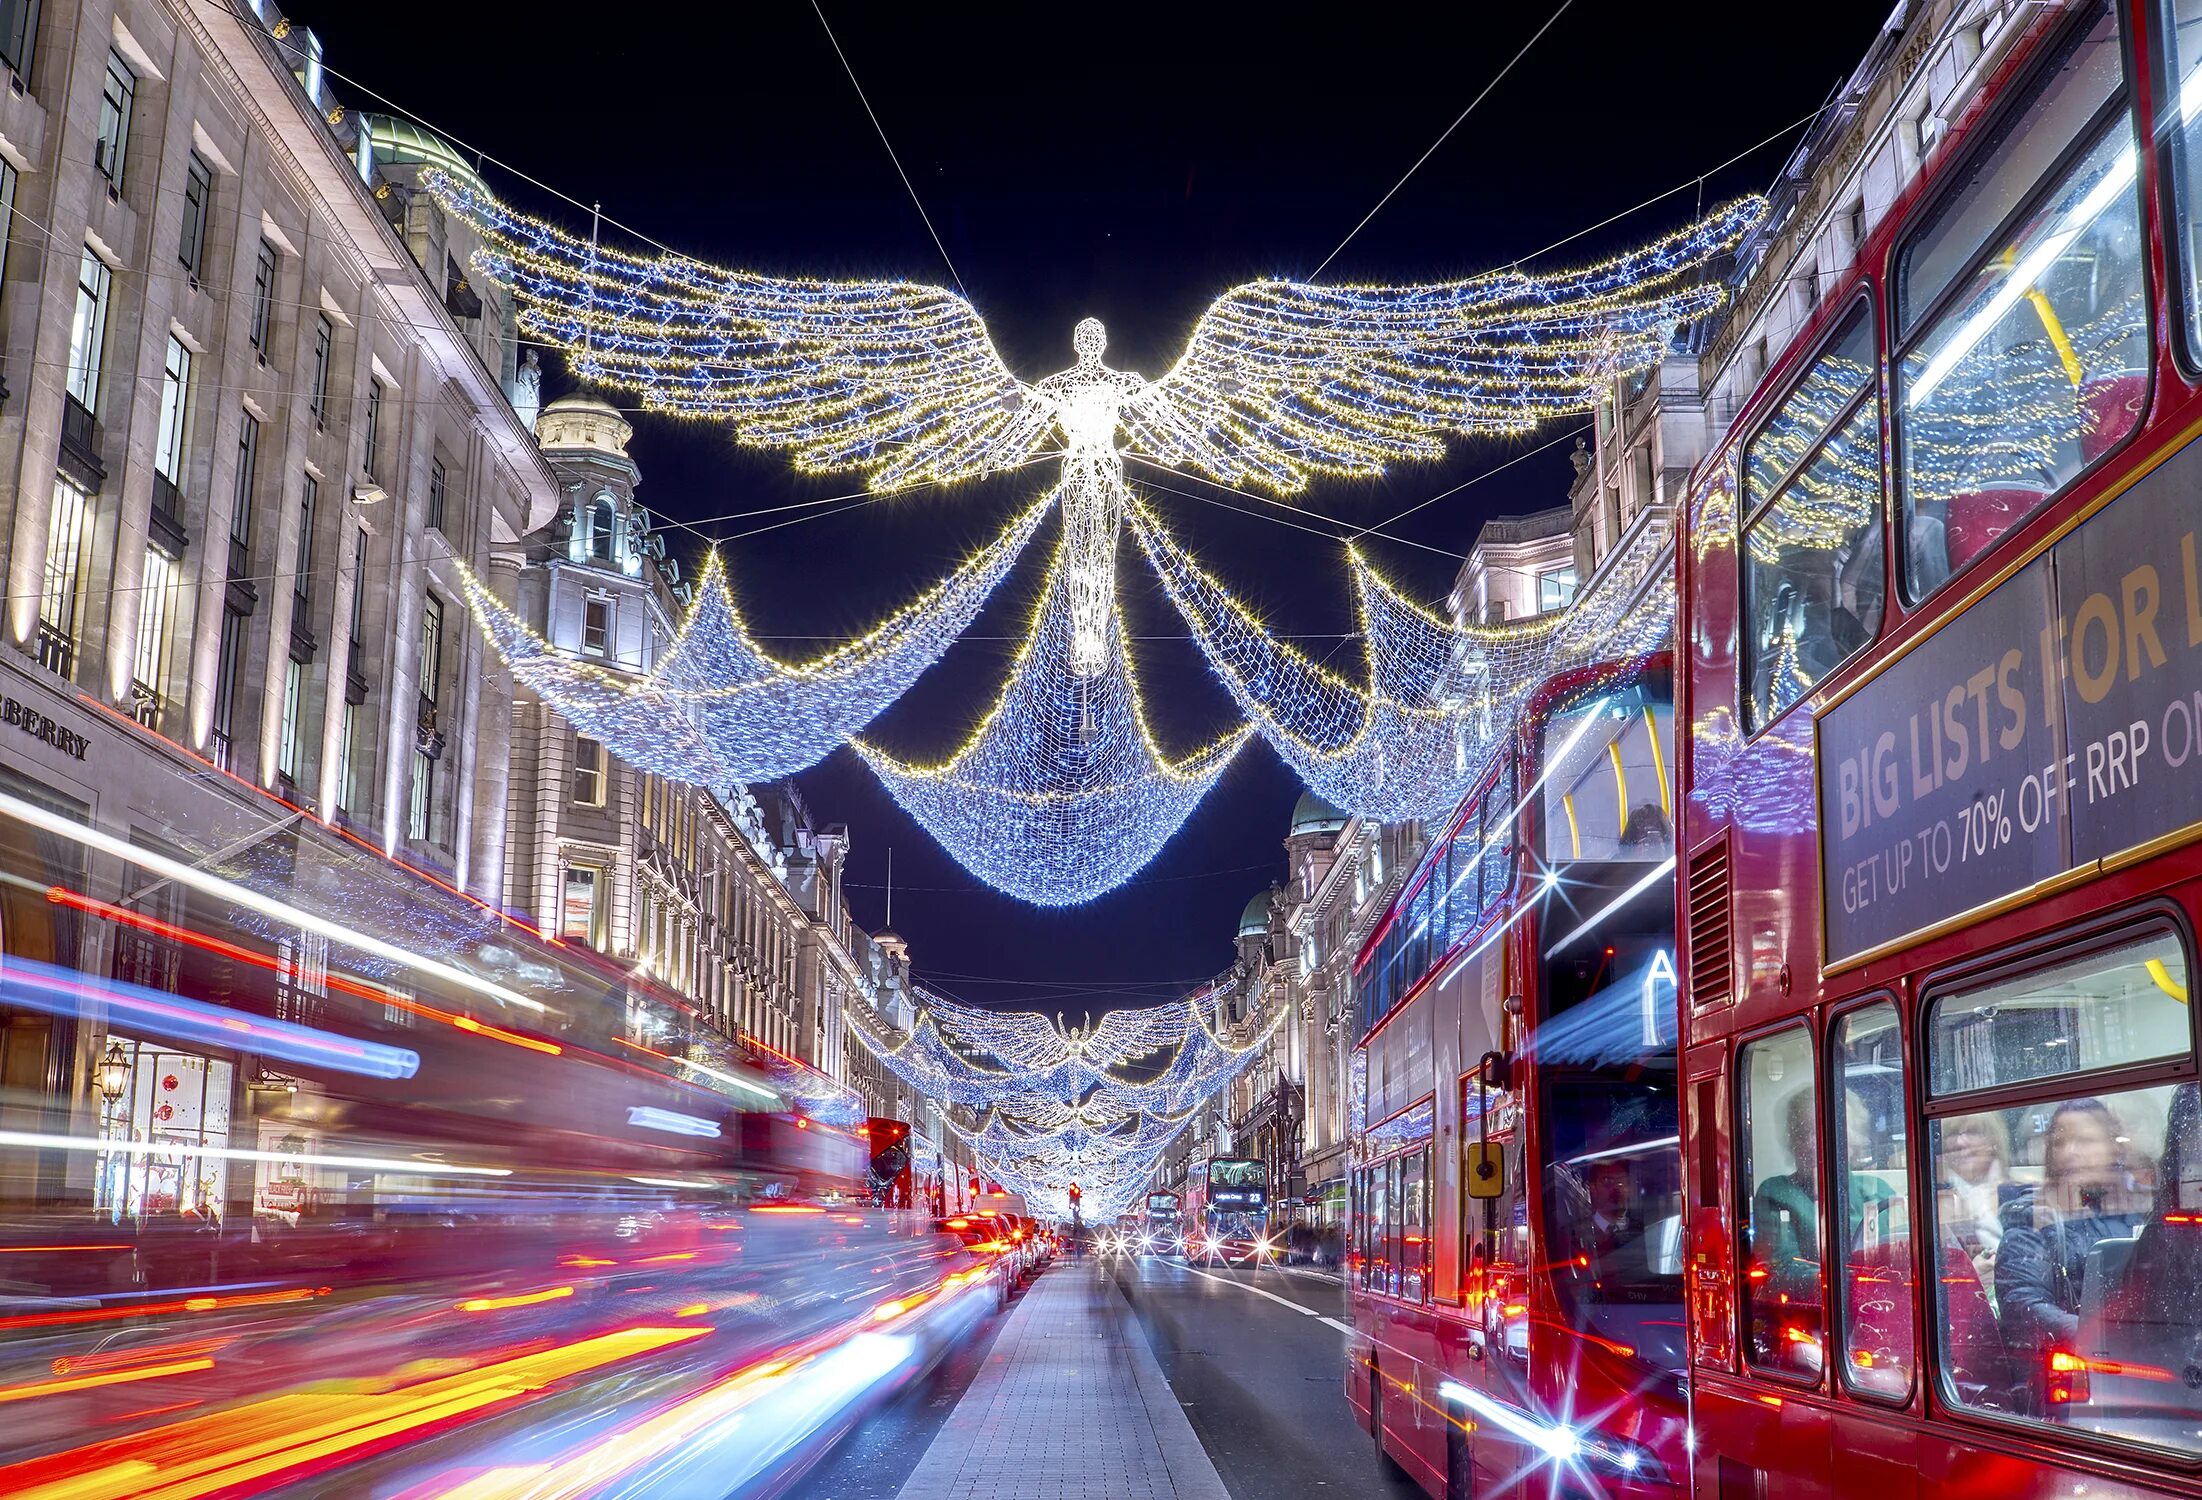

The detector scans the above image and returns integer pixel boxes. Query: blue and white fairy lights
[433,169,1761,904]
[844,974,1282,1220]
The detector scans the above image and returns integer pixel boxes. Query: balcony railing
[58,397,104,488]
[34,620,73,678]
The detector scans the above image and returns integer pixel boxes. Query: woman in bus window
[1938,1111,2022,1288]
[1995,1099,2144,1365]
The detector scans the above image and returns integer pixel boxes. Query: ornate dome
[1288,790,1349,838]
[1237,888,1274,939]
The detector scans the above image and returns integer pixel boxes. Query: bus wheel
[1446,1417,1470,1499]
[1370,1368,1401,1475]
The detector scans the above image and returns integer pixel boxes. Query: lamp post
[95,1039,131,1103]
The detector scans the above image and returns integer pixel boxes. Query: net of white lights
[844,975,1284,1220]
[1130,499,1678,824]
[433,169,1762,903]
[856,528,1252,906]
[454,497,1049,784]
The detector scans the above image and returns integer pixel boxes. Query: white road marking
[1175,1262,1351,1335]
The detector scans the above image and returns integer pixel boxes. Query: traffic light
[1068,1182,1082,1206]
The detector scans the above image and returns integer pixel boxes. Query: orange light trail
[0,1286,325,1333]
[455,1286,573,1313]
[53,1340,228,1377]
[0,1324,710,1500]
[0,1358,215,1406]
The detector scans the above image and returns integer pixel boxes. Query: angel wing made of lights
[433,170,1760,499]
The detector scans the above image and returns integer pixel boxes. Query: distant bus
[1144,1189,1180,1247]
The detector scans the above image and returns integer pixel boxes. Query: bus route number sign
[1817,433,2202,965]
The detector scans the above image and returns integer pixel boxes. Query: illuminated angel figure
[432,175,1762,680]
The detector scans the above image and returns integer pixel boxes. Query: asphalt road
[1109,1255,1426,1500]
[788,1271,1023,1499]
[789,1254,1422,1500]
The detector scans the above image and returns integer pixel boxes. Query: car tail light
[2046,1350,2090,1405]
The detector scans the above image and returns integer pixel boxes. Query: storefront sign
[1818,433,2202,964]
[2,695,89,760]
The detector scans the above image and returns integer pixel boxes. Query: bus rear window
[1538,688,1674,863]
[1895,5,2144,602]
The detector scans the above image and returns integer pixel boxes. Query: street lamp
[95,1039,131,1102]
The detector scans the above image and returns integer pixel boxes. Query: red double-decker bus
[1677,2,2202,1492]
[1348,653,1683,1497]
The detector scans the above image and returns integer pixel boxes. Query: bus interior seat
[1943,488,2045,575]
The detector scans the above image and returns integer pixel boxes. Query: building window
[295,475,317,618]
[427,456,447,532]
[153,335,191,488]
[0,0,37,79]
[231,412,258,564]
[338,701,361,814]
[211,606,246,770]
[363,376,383,481]
[278,656,304,783]
[407,750,432,843]
[66,249,110,415]
[418,592,444,704]
[348,526,369,678]
[249,241,276,354]
[589,494,615,563]
[573,736,607,807]
[94,51,132,187]
[562,865,605,947]
[582,597,610,657]
[0,158,16,294]
[38,472,89,677]
[1536,566,1577,613]
[130,547,178,727]
[178,152,211,278]
[309,313,332,426]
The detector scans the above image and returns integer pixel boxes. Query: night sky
[294,1,1893,1014]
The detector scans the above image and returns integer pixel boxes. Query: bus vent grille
[1686,840,1733,1009]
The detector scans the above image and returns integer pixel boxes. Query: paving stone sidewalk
[893,1263,1230,1500]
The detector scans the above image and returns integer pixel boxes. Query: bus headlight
[1575,1431,1665,1481]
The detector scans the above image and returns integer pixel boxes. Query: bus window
[2164,0,2202,366]
[1832,1002,1914,1401]
[1895,4,2143,601]
[1401,1147,1430,1302]
[1740,305,1882,732]
[1926,931,2192,1097]
[1538,686,1675,861]
[1741,1027,1824,1379]
[1924,930,2202,1452]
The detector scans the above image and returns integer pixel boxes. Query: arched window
[589,495,616,563]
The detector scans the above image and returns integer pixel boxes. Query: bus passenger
[1996,1099,2144,1369]
[1938,1111,2021,1288]
[1750,1089,1826,1311]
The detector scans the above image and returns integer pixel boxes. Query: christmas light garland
[1128,499,1676,824]
[430,168,1762,903]
[856,523,1252,906]
[454,497,1049,783]
[842,973,1285,1220]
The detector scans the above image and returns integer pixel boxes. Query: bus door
[1462,1081,1532,1495]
